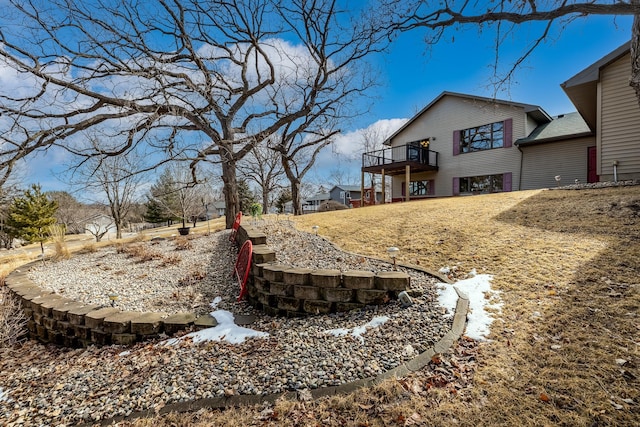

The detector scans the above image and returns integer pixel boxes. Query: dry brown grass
[112,187,639,426]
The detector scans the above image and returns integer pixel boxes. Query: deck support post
[405,165,410,202]
[381,169,385,204]
[360,169,365,208]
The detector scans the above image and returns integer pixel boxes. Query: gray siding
[520,136,595,189]
[388,95,528,197]
[600,54,640,180]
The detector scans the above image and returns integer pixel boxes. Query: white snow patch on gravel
[437,272,502,341]
[325,315,390,344]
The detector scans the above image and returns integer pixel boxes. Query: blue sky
[17,11,635,194]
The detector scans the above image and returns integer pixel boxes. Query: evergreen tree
[143,197,166,224]
[275,189,292,213]
[237,179,257,213]
[148,169,180,226]
[6,184,58,257]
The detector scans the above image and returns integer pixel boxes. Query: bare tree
[84,216,114,242]
[238,142,285,214]
[76,154,145,239]
[0,0,388,228]
[272,119,339,215]
[384,1,640,103]
[149,165,203,230]
[47,191,85,234]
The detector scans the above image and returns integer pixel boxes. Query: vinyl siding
[520,136,595,189]
[388,95,528,197]
[600,54,640,180]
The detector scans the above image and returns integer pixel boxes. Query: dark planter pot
[177,227,190,236]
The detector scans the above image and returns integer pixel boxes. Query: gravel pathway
[1,221,455,426]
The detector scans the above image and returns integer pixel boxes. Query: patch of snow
[210,296,222,309]
[325,315,389,344]
[438,266,451,274]
[118,350,131,357]
[437,272,502,341]
[167,309,268,346]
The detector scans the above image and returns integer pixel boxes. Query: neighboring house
[362,42,639,201]
[303,192,330,212]
[329,185,383,207]
[212,200,226,217]
[84,214,116,238]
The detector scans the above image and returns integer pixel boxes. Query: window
[459,174,504,194]
[459,121,504,153]
[401,180,433,196]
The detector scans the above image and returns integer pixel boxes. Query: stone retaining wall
[236,225,411,316]
[5,223,411,347]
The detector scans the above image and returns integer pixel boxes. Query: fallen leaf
[609,400,624,410]
[540,393,551,403]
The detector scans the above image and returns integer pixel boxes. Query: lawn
[2,187,639,426]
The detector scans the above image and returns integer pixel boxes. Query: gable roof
[331,185,362,193]
[384,91,551,145]
[561,42,630,131]
[516,112,592,146]
[306,192,330,202]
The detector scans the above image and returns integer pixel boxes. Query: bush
[49,224,70,260]
[0,287,27,348]
[318,200,349,212]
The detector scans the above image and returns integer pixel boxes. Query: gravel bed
[2,221,456,426]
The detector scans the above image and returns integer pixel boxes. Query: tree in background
[6,184,58,258]
[47,191,87,234]
[238,143,285,215]
[91,155,144,239]
[0,183,20,249]
[237,179,258,214]
[143,198,167,226]
[0,0,387,228]
[275,189,293,213]
[148,166,204,230]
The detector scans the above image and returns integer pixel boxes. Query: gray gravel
[2,220,455,426]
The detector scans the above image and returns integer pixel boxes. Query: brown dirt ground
[3,188,640,426]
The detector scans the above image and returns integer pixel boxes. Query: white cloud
[332,118,409,159]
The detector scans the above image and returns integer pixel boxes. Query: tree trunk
[631,4,640,105]
[221,159,240,229]
[262,188,269,217]
[290,179,303,215]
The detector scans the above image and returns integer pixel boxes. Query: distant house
[361,41,639,202]
[212,200,226,217]
[303,192,330,212]
[329,185,382,207]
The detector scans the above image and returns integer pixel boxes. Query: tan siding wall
[600,54,640,180]
[520,136,595,189]
[388,96,528,197]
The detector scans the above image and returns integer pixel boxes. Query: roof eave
[516,131,594,147]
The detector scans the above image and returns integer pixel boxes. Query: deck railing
[362,145,438,169]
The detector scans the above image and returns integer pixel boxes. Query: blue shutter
[452,177,460,196]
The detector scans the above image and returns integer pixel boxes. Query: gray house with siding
[561,42,640,182]
[361,42,638,201]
